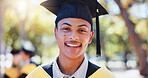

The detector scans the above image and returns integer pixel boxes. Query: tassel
[96,8,101,56]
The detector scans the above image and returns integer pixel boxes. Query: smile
[65,41,82,48]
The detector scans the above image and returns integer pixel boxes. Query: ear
[88,31,94,44]
[54,27,58,39]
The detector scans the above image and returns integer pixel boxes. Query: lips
[65,41,82,48]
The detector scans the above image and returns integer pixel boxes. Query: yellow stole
[26,66,115,78]
[20,63,37,75]
[26,66,51,78]
[88,66,115,78]
[5,67,20,78]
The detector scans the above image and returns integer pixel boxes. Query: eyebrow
[61,23,88,28]
[61,23,72,26]
[78,24,89,28]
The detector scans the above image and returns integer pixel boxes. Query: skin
[54,18,94,75]
[13,53,21,66]
[20,51,30,61]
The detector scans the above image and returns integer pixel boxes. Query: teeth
[66,44,80,47]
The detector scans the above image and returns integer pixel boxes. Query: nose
[69,30,79,40]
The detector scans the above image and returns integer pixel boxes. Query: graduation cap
[21,41,36,57]
[11,50,20,55]
[41,0,108,56]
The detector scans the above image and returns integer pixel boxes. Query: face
[13,53,21,65]
[20,51,30,61]
[55,18,94,59]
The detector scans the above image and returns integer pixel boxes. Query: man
[27,0,115,78]
[4,50,21,78]
[19,41,38,78]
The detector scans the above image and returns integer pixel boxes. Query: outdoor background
[0,0,148,78]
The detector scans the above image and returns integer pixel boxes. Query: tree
[114,0,148,77]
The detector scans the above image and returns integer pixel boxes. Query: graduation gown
[26,61,115,78]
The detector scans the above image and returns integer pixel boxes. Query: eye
[62,27,70,32]
[63,28,69,30]
[79,29,87,33]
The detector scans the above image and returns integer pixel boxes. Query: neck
[57,54,84,76]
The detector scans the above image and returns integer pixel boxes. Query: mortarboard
[41,0,108,56]
[21,41,36,57]
[11,50,20,55]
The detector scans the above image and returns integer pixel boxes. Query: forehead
[57,18,91,28]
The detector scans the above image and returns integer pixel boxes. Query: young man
[27,0,115,78]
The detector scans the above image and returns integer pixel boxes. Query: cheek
[57,33,66,40]
[83,39,89,46]
[57,30,66,37]
[56,34,66,45]
[81,35,90,46]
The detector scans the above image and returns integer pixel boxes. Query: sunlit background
[0,0,148,78]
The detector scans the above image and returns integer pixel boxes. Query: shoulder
[88,61,101,70]
[26,65,52,78]
[30,60,39,66]
[42,63,53,77]
[87,61,115,78]
[4,67,19,78]
[89,66,116,78]
[42,63,53,71]
[86,61,100,77]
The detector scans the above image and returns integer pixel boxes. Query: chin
[65,51,84,59]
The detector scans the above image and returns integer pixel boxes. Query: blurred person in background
[26,0,115,78]
[4,50,21,78]
[19,41,38,78]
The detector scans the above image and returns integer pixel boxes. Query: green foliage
[3,8,20,49]
[135,19,148,39]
